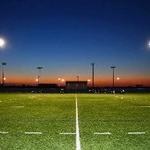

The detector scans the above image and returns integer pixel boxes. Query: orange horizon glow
[3,75,150,86]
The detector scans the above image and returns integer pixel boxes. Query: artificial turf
[0,93,150,150]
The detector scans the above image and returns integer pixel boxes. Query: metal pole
[2,62,7,86]
[112,68,114,88]
[36,67,43,86]
[2,65,4,85]
[91,63,95,88]
[1,65,3,85]
[76,76,79,81]
[38,75,40,85]
[111,66,116,89]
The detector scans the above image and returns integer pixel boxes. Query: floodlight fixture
[0,38,6,48]
[148,41,150,48]
[117,77,120,80]
[61,78,65,82]
[87,79,91,82]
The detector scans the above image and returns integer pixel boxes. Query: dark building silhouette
[66,81,88,92]
[38,83,57,88]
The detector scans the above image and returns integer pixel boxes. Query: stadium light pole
[0,38,6,86]
[110,66,116,89]
[76,76,79,81]
[36,66,43,85]
[1,62,7,86]
[91,63,95,89]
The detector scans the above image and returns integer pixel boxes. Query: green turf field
[0,93,150,150]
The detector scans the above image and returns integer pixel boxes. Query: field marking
[94,132,111,135]
[75,95,81,150]
[0,131,8,134]
[25,132,42,135]
[60,132,76,135]
[139,106,150,108]
[128,132,145,135]
[12,106,24,108]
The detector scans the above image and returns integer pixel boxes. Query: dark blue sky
[0,0,150,85]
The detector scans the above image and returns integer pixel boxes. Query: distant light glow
[61,79,65,82]
[3,77,6,81]
[58,78,65,82]
[87,79,91,82]
[0,38,5,48]
[35,78,39,82]
[117,77,120,80]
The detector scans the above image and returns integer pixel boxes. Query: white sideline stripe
[94,132,111,135]
[75,95,81,150]
[128,132,145,135]
[25,132,42,135]
[60,133,76,135]
[0,131,8,134]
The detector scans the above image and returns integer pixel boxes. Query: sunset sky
[0,0,150,86]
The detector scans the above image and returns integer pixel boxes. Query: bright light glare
[87,79,91,82]
[148,41,150,48]
[3,77,6,81]
[0,38,5,48]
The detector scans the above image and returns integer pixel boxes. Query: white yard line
[128,132,145,135]
[0,131,8,134]
[94,132,111,135]
[25,132,42,135]
[12,106,24,108]
[75,95,81,150]
[139,106,150,108]
[60,132,76,135]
